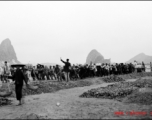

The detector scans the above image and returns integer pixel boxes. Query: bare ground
[0,78,152,119]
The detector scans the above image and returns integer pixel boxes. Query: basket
[26,84,38,90]
[0,91,13,97]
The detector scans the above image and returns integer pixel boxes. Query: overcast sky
[0,1,152,64]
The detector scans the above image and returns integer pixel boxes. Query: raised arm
[60,58,66,64]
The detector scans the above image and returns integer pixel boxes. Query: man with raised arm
[60,58,71,82]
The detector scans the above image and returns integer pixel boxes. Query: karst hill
[0,38,20,64]
[86,49,110,64]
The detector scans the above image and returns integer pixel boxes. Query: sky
[0,1,152,65]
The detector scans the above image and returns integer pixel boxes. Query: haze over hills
[0,38,20,65]
[86,49,111,64]
[126,53,152,64]
[1,38,151,66]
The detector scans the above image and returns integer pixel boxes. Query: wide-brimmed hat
[11,64,26,68]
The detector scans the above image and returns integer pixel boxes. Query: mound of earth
[102,75,125,83]
[0,97,12,106]
[131,78,152,88]
[80,77,152,102]
[80,84,138,101]
[118,72,152,80]
[138,87,152,93]
[15,113,48,119]
[102,72,152,83]
[123,90,152,105]
[107,78,152,89]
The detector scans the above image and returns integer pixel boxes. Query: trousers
[15,84,23,101]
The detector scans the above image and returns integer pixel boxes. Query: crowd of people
[0,59,148,83]
[25,60,148,81]
[0,59,150,106]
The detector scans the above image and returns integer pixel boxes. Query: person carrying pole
[12,66,28,105]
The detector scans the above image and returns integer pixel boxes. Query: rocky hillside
[126,53,152,64]
[86,49,111,64]
[0,38,20,64]
[86,49,104,64]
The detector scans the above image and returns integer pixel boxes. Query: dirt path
[0,78,152,119]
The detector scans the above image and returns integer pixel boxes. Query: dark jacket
[61,59,71,72]
[13,69,27,85]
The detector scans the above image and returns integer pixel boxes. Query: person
[142,61,145,72]
[133,60,137,72]
[3,61,10,83]
[150,62,152,72]
[31,66,37,81]
[54,65,62,82]
[49,66,56,80]
[60,58,71,82]
[12,66,28,105]
[0,66,4,82]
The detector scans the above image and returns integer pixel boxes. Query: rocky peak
[0,38,20,63]
[1,38,11,45]
[138,53,145,56]
[86,49,104,64]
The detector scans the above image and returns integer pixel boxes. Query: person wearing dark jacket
[13,66,28,105]
[60,58,71,82]
[142,61,145,72]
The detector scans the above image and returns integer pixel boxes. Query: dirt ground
[0,78,152,119]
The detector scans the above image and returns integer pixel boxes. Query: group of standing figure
[0,60,149,83]
[0,60,150,106]
[8,60,149,83]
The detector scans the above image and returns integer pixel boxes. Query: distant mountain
[86,49,110,64]
[0,38,20,64]
[126,53,152,64]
